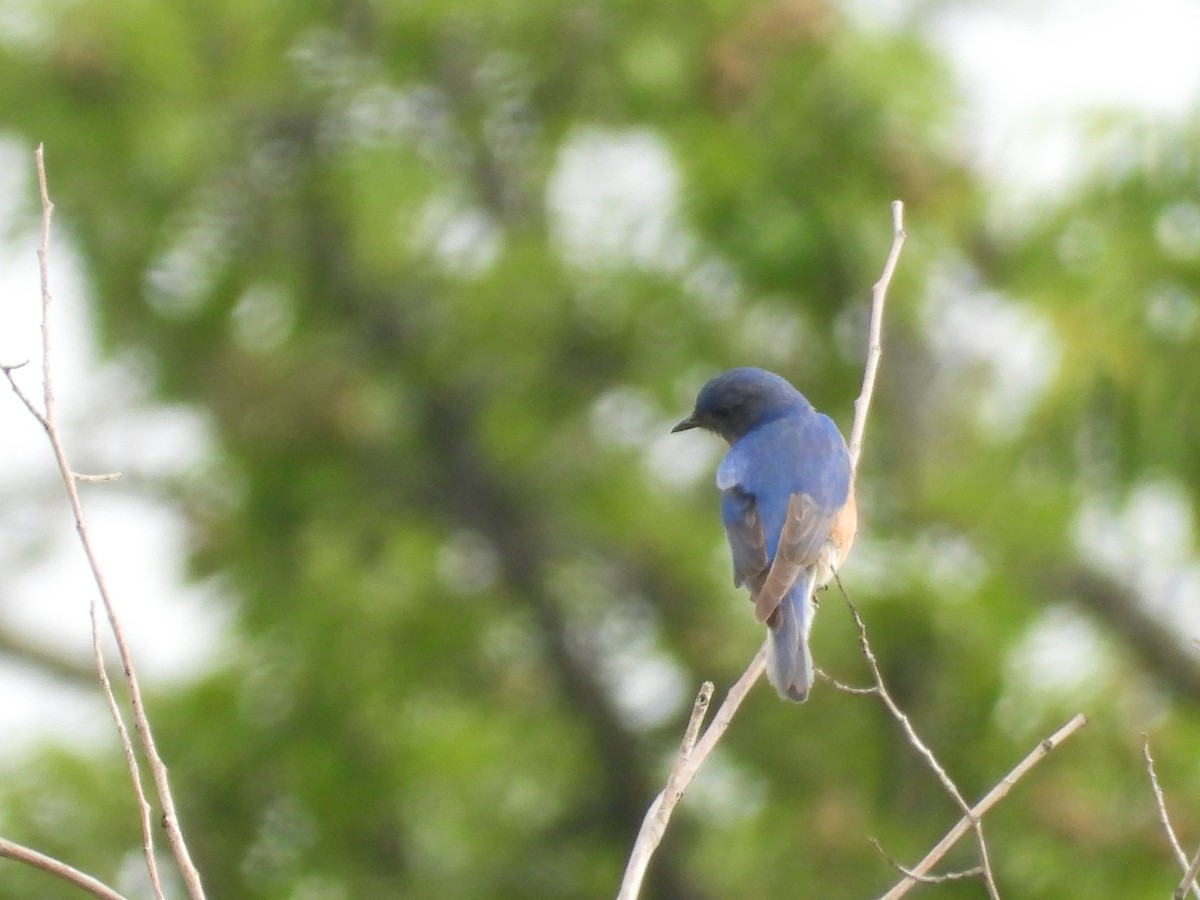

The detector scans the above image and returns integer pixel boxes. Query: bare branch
[1179,847,1200,900]
[869,838,983,884]
[617,651,765,900]
[849,200,906,473]
[90,601,166,900]
[0,837,130,900]
[2,145,210,899]
[688,646,766,763]
[35,146,55,423]
[879,713,1088,900]
[1143,735,1199,899]
[617,681,714,899]
[674,682,713,766]
[815,666,877,696]
[836,590,1000,898]
[2,360,49,427]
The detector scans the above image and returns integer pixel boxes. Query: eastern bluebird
[673,367,856,701]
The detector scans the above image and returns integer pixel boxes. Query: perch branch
[616,202,906,899]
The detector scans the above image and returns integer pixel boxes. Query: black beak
[671,415,699,433]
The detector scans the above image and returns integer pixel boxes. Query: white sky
[3,0,1200,755]
[928,0,1200,196]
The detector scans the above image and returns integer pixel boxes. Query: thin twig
[617,651,766,900]
[8,145,209,899]
[30,145,162,899]
[1178,847,1200,900]
[869,838,983,884]
[815,666,877,696]
[616,681,714,900]
[90,601,166,900]
[2,360,48,426]
[674,683,713,771]
[1143,735,1200,900]
[837,591,1000,899]
[878,713,1088,900]
[0,837,130,900]
[686,645,766,764]
[617,202,906,899]
[849,200,906,472]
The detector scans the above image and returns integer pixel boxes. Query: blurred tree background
[1,0,1199,897]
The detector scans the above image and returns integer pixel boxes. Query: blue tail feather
[765,579,815,702]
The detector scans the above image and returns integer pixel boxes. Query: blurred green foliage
[2,0,1199,898]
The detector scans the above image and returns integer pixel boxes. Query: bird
[673,367,856,701]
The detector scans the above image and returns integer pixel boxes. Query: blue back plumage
[718,410,849,562]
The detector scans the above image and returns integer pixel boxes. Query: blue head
[672,367,811,444]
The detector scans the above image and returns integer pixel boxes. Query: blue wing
[717,410,851,622]
[720,486,770,594]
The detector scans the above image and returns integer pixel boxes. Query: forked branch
[876,713,1087,898]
